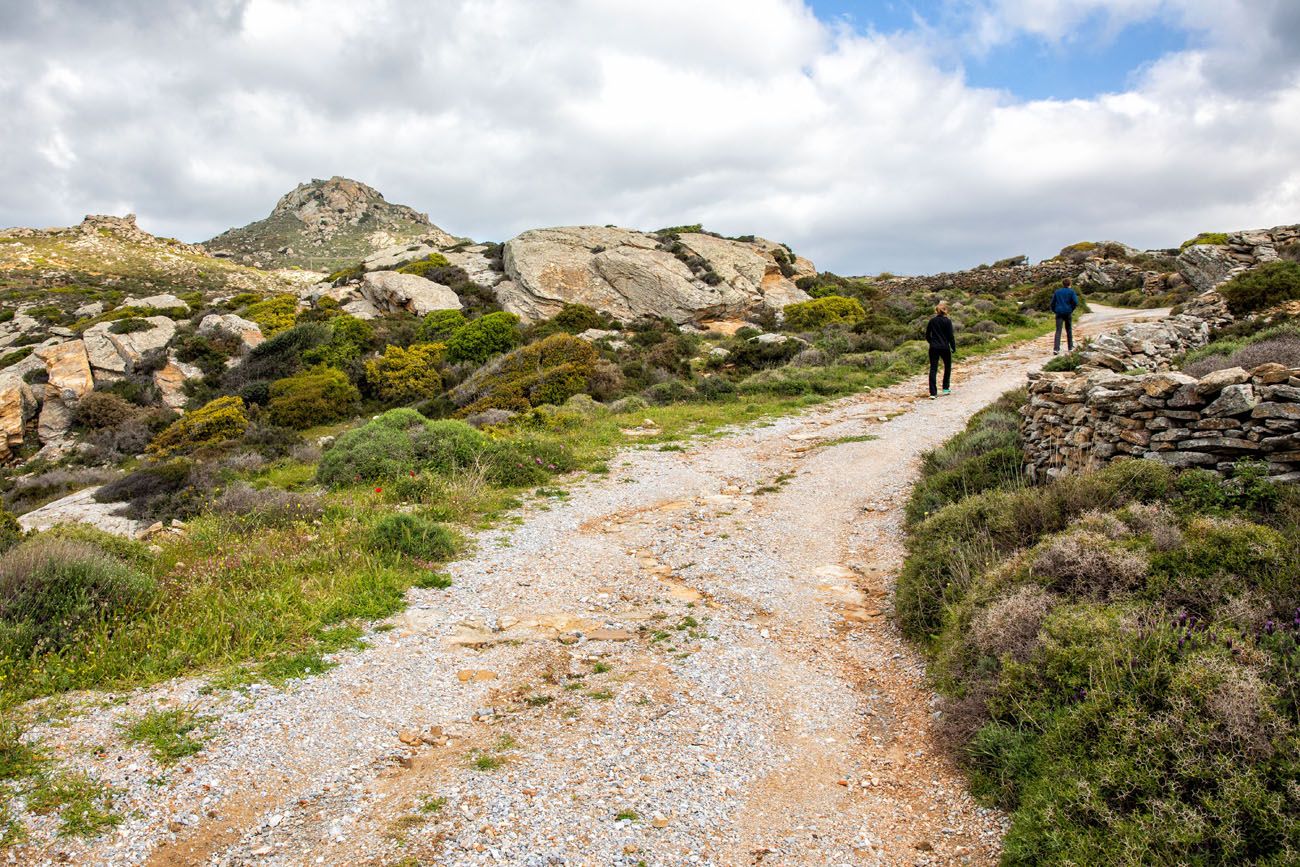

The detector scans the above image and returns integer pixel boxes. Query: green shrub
[222,321,330,393]
[1147,517,1290,614]
[317,417,418,487]
[326,264,364,284]
[0,347,33,369]
[243,294,299,336]
[73,392,140,430]
[444,311,520,365]
[301,315,373,369]
[1180,231,1230,249]
[0,538,155,656]
[452,333,597,416]
[395,253,451,278]
[366,343,444,405]
[0,511,21,554]
[782,295,866,330]
[484,436,576,487]
[108,317,152,335]
[147,396,249,456]
[410,420,488,474]
[551,303,608,334]
[1219,261,1300,314]
[369,513,457,561]
[896,460,1174,640]
[1041,350,1082,372]
[419,309,468,343]
[267,367,360,429]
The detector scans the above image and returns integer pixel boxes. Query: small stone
[457,669,497,682]
[398,730,423,746]
[522,788,539,797]
[651,816,670,829]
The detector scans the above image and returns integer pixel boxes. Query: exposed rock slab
[34,340,94,399]
[199,313,265,353]
[17,487,140,537]
[0,374,37,462]
[499,226,812,325]
[360,271,462,316]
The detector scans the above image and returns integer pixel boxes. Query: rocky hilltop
[206,176,455,271]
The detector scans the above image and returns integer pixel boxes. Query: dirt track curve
[21,305,1165,867]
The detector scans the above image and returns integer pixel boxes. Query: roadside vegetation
[897,390,1300,865]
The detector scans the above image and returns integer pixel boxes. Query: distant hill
[0,213,297,305]
[205,176,456,271]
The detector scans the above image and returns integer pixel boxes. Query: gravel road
[16,306,1165,867]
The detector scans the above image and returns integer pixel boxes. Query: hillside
[205,176,457,271]
[0,213,297,306]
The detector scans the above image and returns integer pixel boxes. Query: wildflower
[375,486,383,494]
[1265,620,1275,635]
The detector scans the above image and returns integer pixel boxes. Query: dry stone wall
[1024,363,1300,483]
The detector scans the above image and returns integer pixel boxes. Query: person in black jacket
[925,302,957,399]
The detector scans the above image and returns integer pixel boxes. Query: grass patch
[120,707,211,765]
[25,771,120,838]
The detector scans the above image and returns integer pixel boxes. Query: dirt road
[22,306,1163,867]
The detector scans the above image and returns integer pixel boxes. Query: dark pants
[1054,313,1074,353]
[928,346,951,396]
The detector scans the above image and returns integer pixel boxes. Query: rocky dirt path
[20,306,1163,867]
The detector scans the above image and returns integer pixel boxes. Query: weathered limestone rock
[198,313,264,353]
[122,293,189,312]
[83,316,177,375]
[341,298,381,320]
[153,356,203,410]
[0,374,37,462]
[360,271,462,316]
[361,232,459,271]
[1176,245,1242,293]
[1195,366,1250,397]
[1204,384,1257,417]
[498,226,812,325]
[34,340,94,400]
[36,389,74,442]
[17,487,140,537]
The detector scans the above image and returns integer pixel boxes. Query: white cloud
[0,0,1296,274]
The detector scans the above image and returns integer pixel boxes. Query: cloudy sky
[1,0,1297,274]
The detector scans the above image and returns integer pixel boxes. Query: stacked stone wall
[1024,363,1300,483]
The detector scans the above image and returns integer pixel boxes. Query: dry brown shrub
[933,682,995,759]
[1122,502,1184,551]
[1076,509,1129,540]
[1031,530,1148,598]
[1204,659,1285,759]
[969,584,1054,661]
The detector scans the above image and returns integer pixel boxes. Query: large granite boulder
[198,313,264,353]
[34,340,94,400]
[360,271,462,316]
[83,316,177,376]
[153,355,203,410]
[497,226,812,325]
[0,374,37,462]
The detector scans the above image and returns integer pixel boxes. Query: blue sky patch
[808,0,1190,100]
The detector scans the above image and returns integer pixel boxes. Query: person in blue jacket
[1052,277,1080,355]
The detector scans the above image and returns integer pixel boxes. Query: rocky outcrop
[0,375,37,462]
[82,317,177,376]
[34,340,94,399]
[1076,291,1231,374]
[121,293,190,312]
[1023,364,1300,482]
[199,313,264,353]
[497,227,812,325]
[360,271,462,316]
[1175,225,1299,292]
[153,356,203,410]
[17,487,140,537]
[205,176,454,271]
